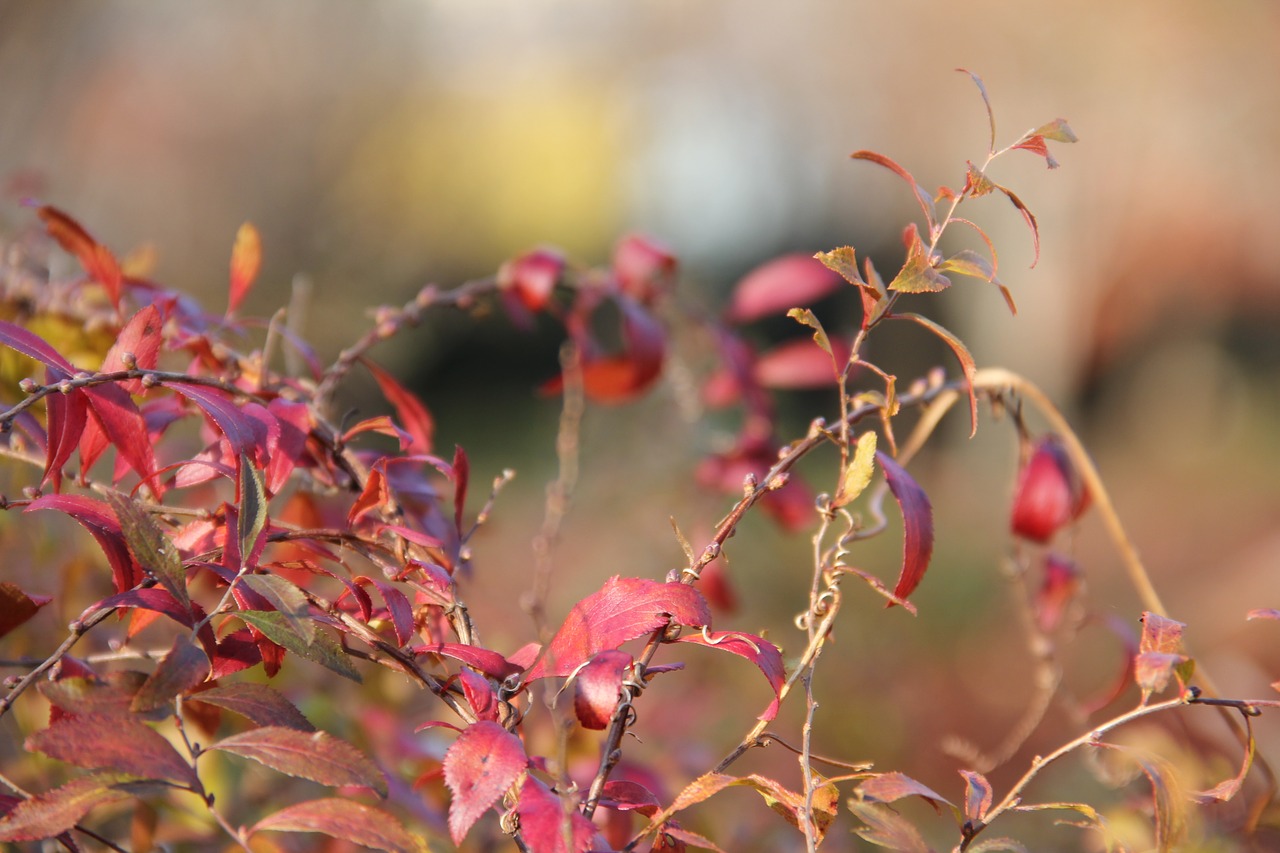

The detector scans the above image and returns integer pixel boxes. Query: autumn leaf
[443,721,527,844]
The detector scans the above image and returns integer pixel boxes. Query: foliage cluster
[2,73,1279,852]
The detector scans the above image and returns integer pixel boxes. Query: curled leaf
[876,452,934,607]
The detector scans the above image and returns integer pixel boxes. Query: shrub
[1,72,1277,853]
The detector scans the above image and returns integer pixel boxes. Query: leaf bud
[1010,436,1089,542]
[121,351,138,370]
[141,373,160,388]
[17,378,37,394]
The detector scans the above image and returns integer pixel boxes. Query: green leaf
[105,491,188,611]
[887,225,950,294]
[238,453,268,569]
[813,246,865,287]
[234,610,361,682]
[786,308,833,357]
[936,248,996,282]
[1033,118,1079,143]
[242,574,315,644]
[834,432,877,508]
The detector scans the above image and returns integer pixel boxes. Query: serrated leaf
[233,610,361,682]
[857,772,953,811]
[525,576,710,680]
[190,683,315,732]
[131,635,209,712]
[813,246,866,287]
[250,799,424,853]
[887,224,950,294]
[516,775,596,853]
[891,312,978,435]
[105,491,188,610]
[0,773,133,843]
[877,453,934,607]
[835,432,877,508]
[241,574,314,644]
[27,711,198,786]
[210,727,386,796]
[238,454,268,570]
[786,307,833,357]
[443,721,528,844]
[960,770,993,822]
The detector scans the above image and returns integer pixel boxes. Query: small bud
[141,373,160,388]
[74,371,91,381]
[1011,436,1089,543]
[121,351,138,370]
[373,305,397,326]
[376,321,397,339]
[766,472,790,491]
[57,380,72,394]
[742,472,758,495]
[17,378,38,394]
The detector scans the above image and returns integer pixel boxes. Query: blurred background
[3,1,1280,849]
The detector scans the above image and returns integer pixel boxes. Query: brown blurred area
[3,1,1280,848]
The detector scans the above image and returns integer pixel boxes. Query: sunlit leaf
[876,453,934,606]
[193,683,315,731]
[515,774,596,853]
[957,68,996,154]
[443,721,528,844]
[27,711,198,786]
[35,205,123,309]
[228,222,262,314]
[676,630,785,720]
[210,727,387,796]
[362,358,434,453]
[847,799,931,852]
[27,494,141,593]
[960,770,992,823]
[251,799,424,853]
[0,773,133,843]
[238,454,268,570]
[851,151,937,232]
[242,574,313,644]
[1033,118,1079,143]
[573,649,632,730]
[887,224,950,294]
[835,431,877,508]
[525,576,711,679]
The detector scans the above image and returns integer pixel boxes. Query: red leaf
[498,247,564,312]
[169,383,257,455]
[452,444,469,535]
[193,683,315,731]
[0,318,76,373]
[857,771,952,810]
[753,336,852,389]
[82,382,159,491]
[876,452,934,606]
[515,775,596,853]
[545,296,666,403]
[850,151,937,232]
[250,799,421,853]
[228,222,262,314]
[676,631,784,721]
[35,205,123,309]
[457,668,500,722]
[526,577,711,680]
[27,711,198,786]
[369,579,415,647]
[101,304,164,394]
[42,385,88,491]
[727,253,843,324]
[209,727,387,795]
[265,398,310,494]
[443,721,528,844]
[848,800,931,853]
[0,773,132,843]
[130,635,209,712]
[599,779,662,816]
[1248,609,1280,621]
[887,223,950,294]
[574,650,633,730]
[414,642,521,681]
[1013,134,1060,169]
[891,312,977,434]
[1139,612,1186,654]
[0,582,52,639]
[27,494,141,593]
[363,358,434,453]
[613,234,677,304]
